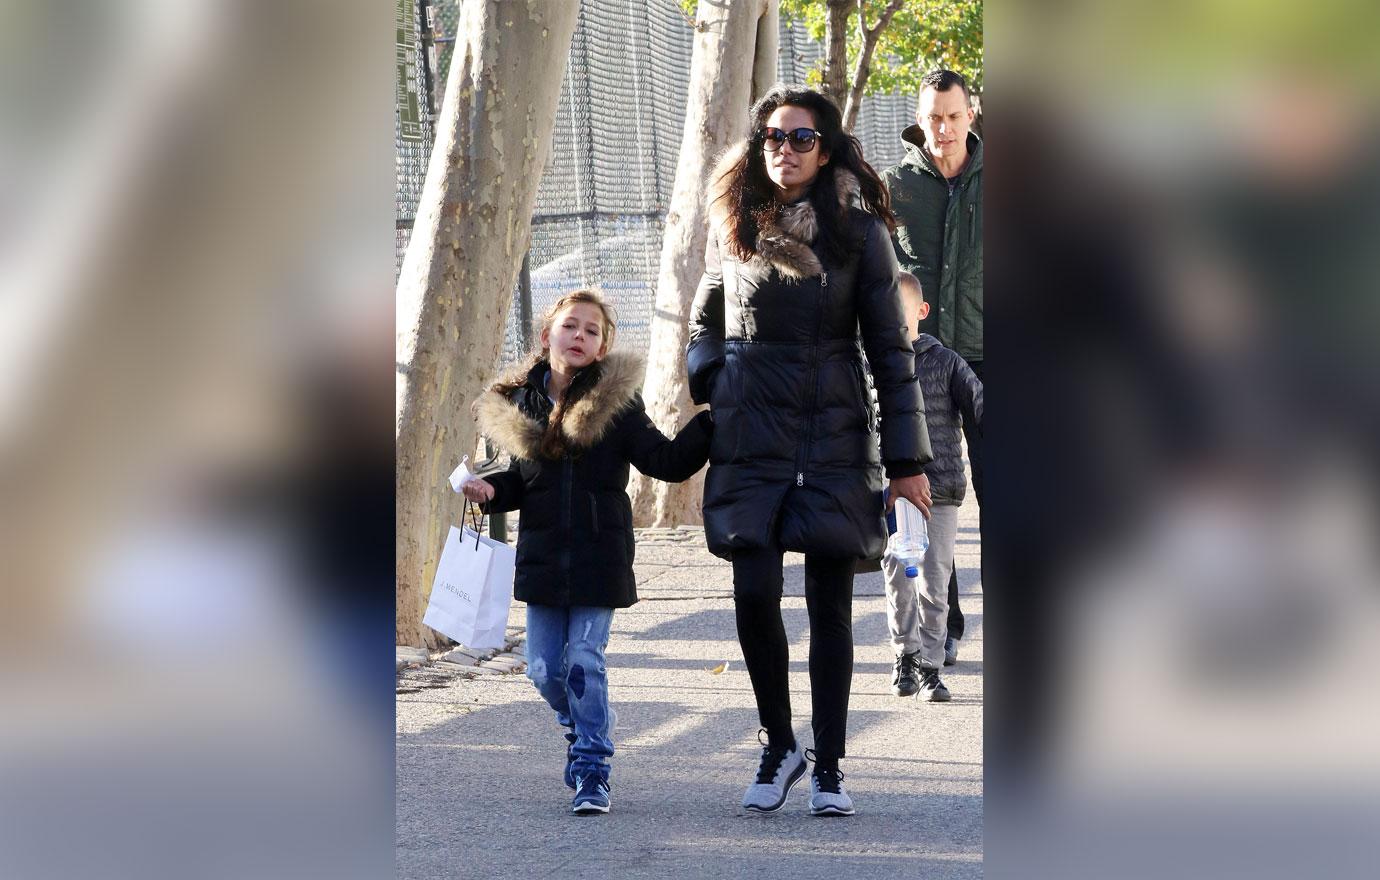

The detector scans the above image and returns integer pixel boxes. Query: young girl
[462,289,712,815]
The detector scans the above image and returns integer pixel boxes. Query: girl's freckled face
[542,302,607,370]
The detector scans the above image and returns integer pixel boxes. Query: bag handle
[464,499,486,551]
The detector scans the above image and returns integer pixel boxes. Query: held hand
[461,477,495,503]
[886,473,932,519]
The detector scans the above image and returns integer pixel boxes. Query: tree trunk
[627,0,778,528]
[842,0,905,132]
[752,1,781,103]
[395,1,578,649]
[821,0,852,112]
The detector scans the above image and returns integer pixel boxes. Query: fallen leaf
[709,661,728,675]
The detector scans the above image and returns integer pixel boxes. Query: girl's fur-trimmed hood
[474,350,644,460]
[708,142,859,281]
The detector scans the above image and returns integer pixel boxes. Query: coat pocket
[588,493,601,539]
[967,203,976,246]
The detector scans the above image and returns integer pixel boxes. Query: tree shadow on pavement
[397,695,981,880]
[603,652,951,678]
[628,605,894,645]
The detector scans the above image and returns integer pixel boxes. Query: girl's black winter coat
[475,351,711,608]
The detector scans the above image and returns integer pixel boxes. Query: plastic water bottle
[886,495,929,578]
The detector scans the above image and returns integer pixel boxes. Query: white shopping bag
[423,523,516,650]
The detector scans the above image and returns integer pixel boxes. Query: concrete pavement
[396,491,982,878]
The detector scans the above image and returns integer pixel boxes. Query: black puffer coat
[687,160,933,561]
[913,333,983,505]
[475,351,712,608]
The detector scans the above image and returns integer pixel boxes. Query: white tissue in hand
[448,455,479,492]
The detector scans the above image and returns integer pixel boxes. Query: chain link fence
[396,0,437,277]
[397,1,921,366]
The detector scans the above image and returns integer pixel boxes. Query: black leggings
[731,547,855,766]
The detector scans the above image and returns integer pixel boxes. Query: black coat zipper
[796,270,829,487]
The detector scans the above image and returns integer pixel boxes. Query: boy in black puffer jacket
[884,272,983,702]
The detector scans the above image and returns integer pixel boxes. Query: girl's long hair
[714,85,896,267]
[488,288,618,459]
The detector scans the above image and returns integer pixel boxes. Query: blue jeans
[524,604,616,782]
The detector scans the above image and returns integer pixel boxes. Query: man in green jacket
[881,69,983,664]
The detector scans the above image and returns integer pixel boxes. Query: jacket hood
[707,142,859,281]
[900,128,983,180]
[474,350,644,460]
[913,332,943,355]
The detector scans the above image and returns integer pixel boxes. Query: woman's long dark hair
[714,85,896,267]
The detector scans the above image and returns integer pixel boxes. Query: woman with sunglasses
[688,86,934,816]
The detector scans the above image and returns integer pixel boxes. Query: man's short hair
[897,271,924,303]
[918,69,970,107]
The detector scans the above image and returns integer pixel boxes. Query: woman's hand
[461,477,495,503]
[886,473,933,519]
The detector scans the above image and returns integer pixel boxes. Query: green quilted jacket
[881,129,983,361]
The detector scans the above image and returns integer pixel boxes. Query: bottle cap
[905,565,919,578]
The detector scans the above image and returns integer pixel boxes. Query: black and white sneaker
[805,754,855,817]
[919,667,952,702]
[741,729,806,813]
[892,650,922,697]
[571,774,610,815]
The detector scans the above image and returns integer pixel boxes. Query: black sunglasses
[759,126,822,153]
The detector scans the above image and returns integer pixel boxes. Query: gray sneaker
[920,667,952,702]
[741,731,806,813]
[807,765,855,817]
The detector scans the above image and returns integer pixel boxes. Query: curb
[396,631,528,692]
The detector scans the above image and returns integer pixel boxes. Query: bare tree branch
[842,0,905,131]
[676,1,706,33]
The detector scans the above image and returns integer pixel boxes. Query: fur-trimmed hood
[474,350,644,460]
[707,142,859,281]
